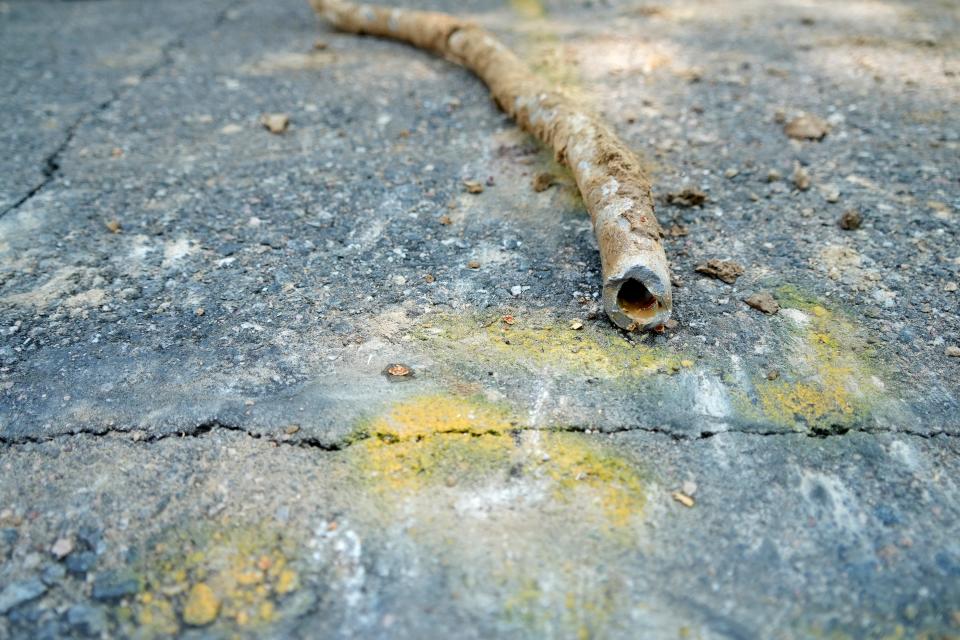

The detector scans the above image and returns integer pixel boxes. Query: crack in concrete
[0,419,956,452]
[0,0,245,220]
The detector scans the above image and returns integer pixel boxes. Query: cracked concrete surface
[1,0,958,637]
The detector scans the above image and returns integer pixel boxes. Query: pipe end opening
[616,278,660,322]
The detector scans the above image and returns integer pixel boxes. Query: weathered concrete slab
[1,428,959,638]
[1,0,958,636]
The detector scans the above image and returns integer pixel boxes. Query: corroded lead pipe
[309,0,672,330]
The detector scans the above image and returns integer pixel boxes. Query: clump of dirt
[531,171,555,192]
[695,259,744,284]
[839,208,863,230]
[744,292,780,314]
[664,188,707,207]
[463,179,484,194]
[784,114,829,140]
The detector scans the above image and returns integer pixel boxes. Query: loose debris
[50,537,74,559]
[532,171,555,192]
[105,220,122,234]
[784,113,830,140]
[260,113,290,134]
[672,491,695,507]
[310,0,672,331]
[667,224,689,237]
[792,164,811,191]
[665,188,707,207]
[744,292,780,314]
[569,319,584,330]
[467,260,481,269]
[946,346,960,358]
[463,179,484,194]
[839,208,863,230]
[383,363,415,380]
[696,259,744,284]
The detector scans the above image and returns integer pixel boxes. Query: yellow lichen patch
[416,312,686,380]
[370,393,514,441]
[183,583,219,626]
[129,524,301,638]
[353,395,646,529]
[500,563,621,638]
[510,0,545,19]
[755,291,883,430]
[356,395,517,493]
[135,595,178,635]
[538,432,646,528]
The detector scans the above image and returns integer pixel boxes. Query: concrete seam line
[309,0,673,331]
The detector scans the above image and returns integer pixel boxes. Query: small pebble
[463,180,484,194]
[51,537,74,559]
[946,346,960,358]
[672,491,695,508]
[260,113,290,134]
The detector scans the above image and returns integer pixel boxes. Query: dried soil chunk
[839,208,863,230]
[532,171,555,192]
[696,259,744,284]
[665,188,707,207]
[744,292,780,314]
[463,180,484,194]
[784,114,829,140]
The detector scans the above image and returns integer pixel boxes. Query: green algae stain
[416,312,687,380]
[752,288,887,432]
[127,523,301,638]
